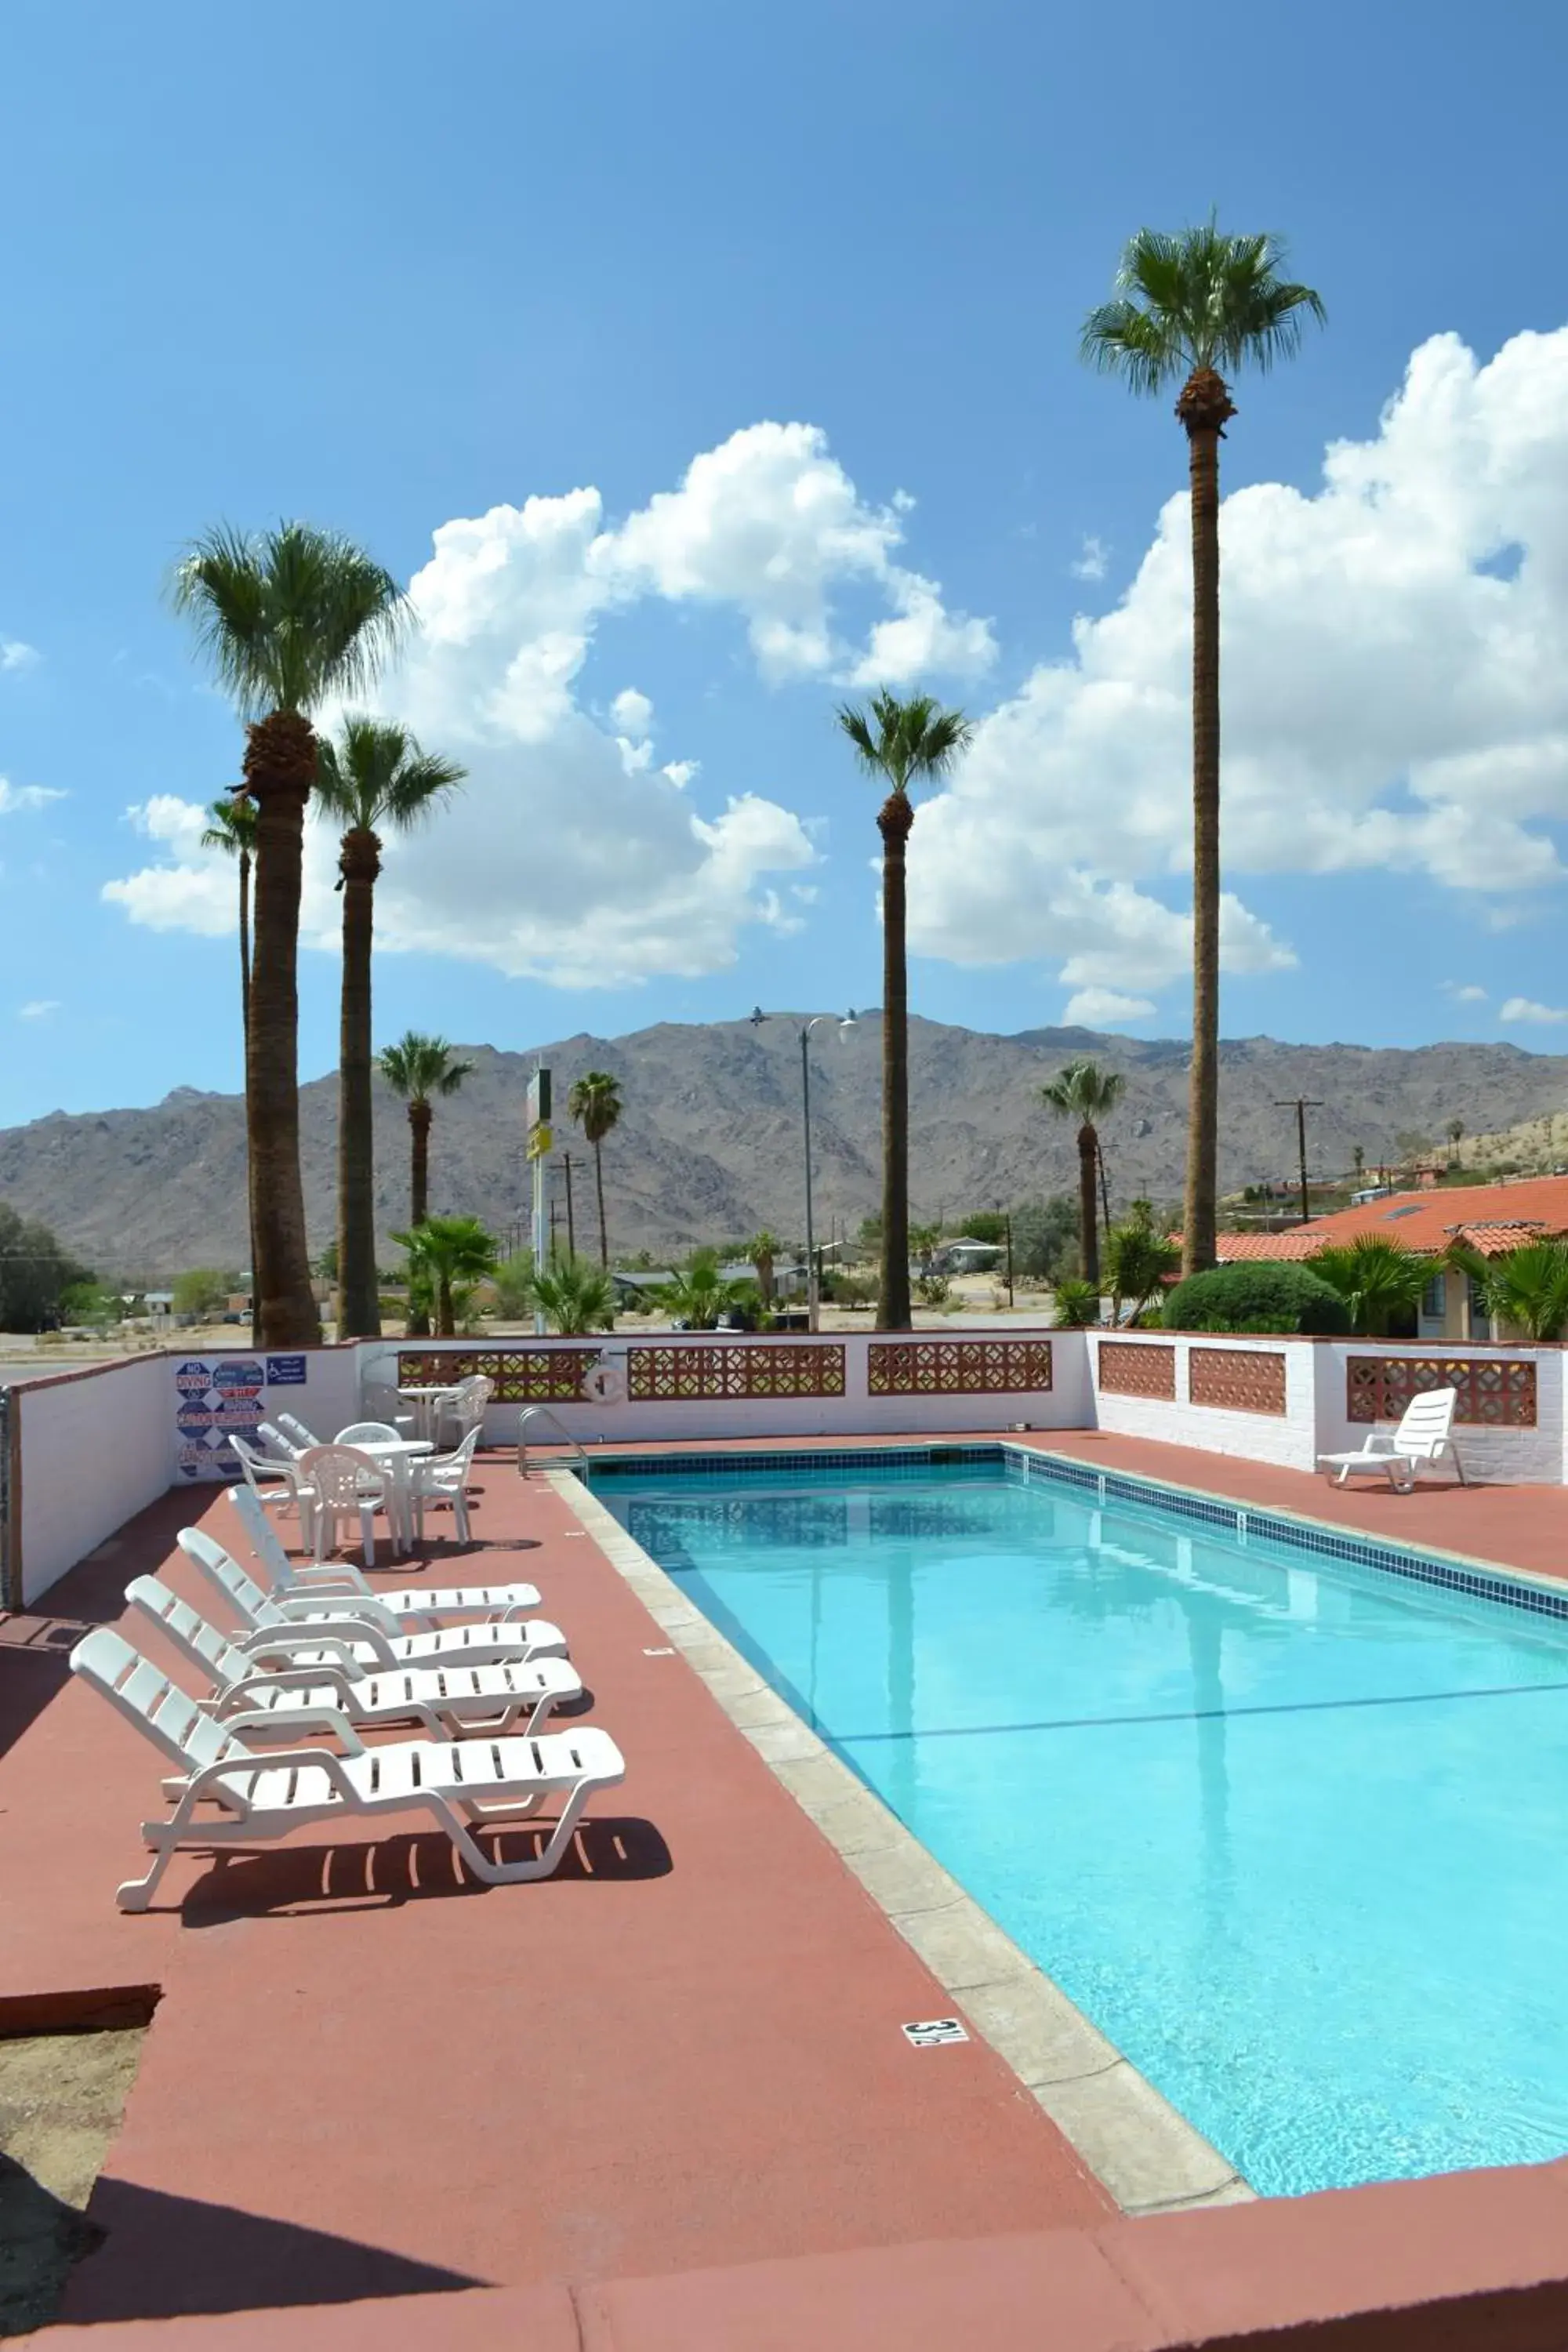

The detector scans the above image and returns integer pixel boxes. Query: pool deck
[3,1436,1568,2347]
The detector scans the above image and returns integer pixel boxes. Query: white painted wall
[1313,1342,1566,1486]
[360,1330,1080,1447]
[1086,1333,1319,1469]
[16,1356,172,1606]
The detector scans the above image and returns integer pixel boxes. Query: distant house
[1214,1176,1568,1341]
[935,1240,1003,1276]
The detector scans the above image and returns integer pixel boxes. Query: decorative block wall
[397,1348,599,1403]
[1347,1355,1537,1428]
[1098,1341,1177,1400]
[867,1338,1053,1396]
[1189,1346,1287,1417]
[626,1343,846,1401]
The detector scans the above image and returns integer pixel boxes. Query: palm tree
[1041,1060,1127,1290]
[201,793,260,1344]
[1083,223,1324,1279]
[1104,1200,1182,1326]
[172,523,406,1347]
[315,720,465,1341]
[393,1214,497,1340]
[655,1248,750,1330]
[378,1032,475,1334]
[836,691,973,1330]
[528,1254,619,1335]
[567,1072,623,1268]
[745,1229,782,1304]
[1310,1236,1428,1338]
[1447,1238,1568,1342]
[1446,1118,1465,1156]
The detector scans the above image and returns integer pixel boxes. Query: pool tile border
[553,1464,1250,2220]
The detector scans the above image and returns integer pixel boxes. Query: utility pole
[561,1152,577,1259]
[1275,1098,1324,1224]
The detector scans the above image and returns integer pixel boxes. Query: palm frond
[199,793,257,857]
[170,521,408,718]
[1081,220,1323,390]
[378,1030,475,1107]
[837,691,972,795]
[1041,1060,1126,1121]
[315,715,464,833]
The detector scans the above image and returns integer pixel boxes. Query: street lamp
[750,1007,858,1331]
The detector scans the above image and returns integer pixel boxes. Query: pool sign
[173,1356,267,1483]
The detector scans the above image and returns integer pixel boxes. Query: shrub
[1163,1262,1350,1335]
[1052,1277,1102,1327]
[915,1272,951,1305]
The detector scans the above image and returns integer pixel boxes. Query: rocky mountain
[3,1017,1566,1280]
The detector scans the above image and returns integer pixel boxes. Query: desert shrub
[915,1272,951,1305]
[1052,1278,1102,1327]
[1163,1262,1350,1335]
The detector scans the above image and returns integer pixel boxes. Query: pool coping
[553,1461,1254,2220]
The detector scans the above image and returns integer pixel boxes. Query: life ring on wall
[582,1360,626,1407]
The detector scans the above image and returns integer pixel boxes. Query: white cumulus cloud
[0,641,40,673]
[17,999,59,1020]
[1441,980,1488,1004]
[1071,536,1109,583]
[1500,996,1568,1024]
[1063,985,1155,1025]
[103,422,990,985]
[909,325,1568,1003]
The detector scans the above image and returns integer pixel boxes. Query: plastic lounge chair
[257,1421,307,1461]
[276,1413,323,1450]
[126,1574,582,1739]
[71,1625,625,1911]
[227,1483,543,1623]
[1318,1387,1467,1491]
[410,1428,481,1546]
[178,1528,568,1668]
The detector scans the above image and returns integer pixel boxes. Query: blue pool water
[600,1457,1568,2196]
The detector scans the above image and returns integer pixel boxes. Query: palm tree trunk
[239,850,260,1352]
[437,1269,454,1339]
[242,712,321,1350]
[877,790,914,1330]
[1177,368,1236,1279]
[405,1102,433,1338]
[1078,1123,1101,1290]
[336,833,382,1340]
[593,1138,608,1267]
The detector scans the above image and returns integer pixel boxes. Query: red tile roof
[1210,1177,1568,1261]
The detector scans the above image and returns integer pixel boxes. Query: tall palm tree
[201,793,260,1344]
[315,720,465,1341]
[172,523,406,1346]
[1041,1060,1127,1290]
[836,691,973,1330]
[746,1229,782,1303]
[567,1071,623,1268]
[1082,223,1324,1279]
[393,1214,497,1340]
[378,1032,474,1336]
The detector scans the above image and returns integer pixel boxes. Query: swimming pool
[597,1450,1568,2198]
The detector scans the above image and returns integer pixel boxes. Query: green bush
[1163,1261,1350,1335]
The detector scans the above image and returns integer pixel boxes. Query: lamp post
[750,1007,858,1333]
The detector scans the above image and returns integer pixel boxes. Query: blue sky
[3,0,1568,1125]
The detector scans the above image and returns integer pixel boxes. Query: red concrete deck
[7,1435,1568,2347]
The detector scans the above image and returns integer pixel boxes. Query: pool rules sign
[173,1355,311,1482]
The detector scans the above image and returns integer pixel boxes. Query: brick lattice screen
[1098,1341,1177,1400]
[1189,1346,1287,1417]
[866,1339,1054,1397]
[397,1348,599,1403]
[1348,1354,1537,1428]
[626,1343,846,1402]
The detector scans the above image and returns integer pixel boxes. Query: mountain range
[3,1017,1566,1279]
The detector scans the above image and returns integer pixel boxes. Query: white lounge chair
[178,1529,568,1668]
[71,1626,625,1911]
[1318,1386,1468,1491]
[127,1574,581,1739]
[226,1484,543,1624]
[276,1412,323,1451]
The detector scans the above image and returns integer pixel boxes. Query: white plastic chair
[297,1445,389,1565]
[434,1377,486,1449]
[225,1484,543,1622]
[71,1625,624,1911]
[335,1421,402,1446]
[361,1379,416,1436]
[127,1573,581,1739]
[276,1412,322,1451]
[411,1428,481,1546]
[230,1434,315,1538]
[1318,1386,1467,1491]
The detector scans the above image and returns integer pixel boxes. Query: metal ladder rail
[517,1403,595,1479]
